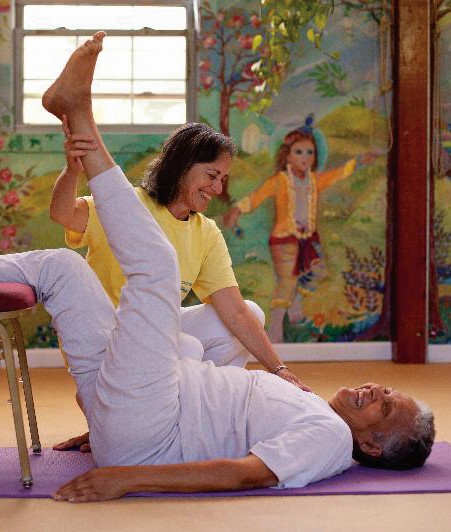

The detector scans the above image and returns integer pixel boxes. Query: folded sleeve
[64,196,94,249]
[193,223,238,302]
[250,422,352,488]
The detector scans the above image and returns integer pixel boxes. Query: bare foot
[42,31,106,120]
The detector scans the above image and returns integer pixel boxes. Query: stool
[0,282,41,487]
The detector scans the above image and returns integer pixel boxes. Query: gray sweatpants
[0,166,185,466]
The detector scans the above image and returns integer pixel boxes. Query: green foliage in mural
[349,95,366,107]
[0,14,9,43]
[341,246,384,318]
[283,313,355,343]
[0,100,13,139]
[340,0,390,25]
[434,210,451,283]
[308,62,348,98]
[0,165,35,253]
[7,134,43,152]
[28,323,59,349]
[199,0,337,136]
[255,0,338,95]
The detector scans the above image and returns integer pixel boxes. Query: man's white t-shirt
[177,359,353,488]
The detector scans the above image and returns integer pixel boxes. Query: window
[14,0,198,132]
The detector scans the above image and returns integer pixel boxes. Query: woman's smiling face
[169,152,232,220]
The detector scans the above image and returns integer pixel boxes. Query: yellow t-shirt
[65,187,238,307]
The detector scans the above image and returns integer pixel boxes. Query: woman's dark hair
[140,123,236,205]
[275,129,317,172]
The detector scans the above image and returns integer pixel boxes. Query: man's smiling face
[329,383,419,455]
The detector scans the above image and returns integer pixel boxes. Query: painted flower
[312,312,326,329]
[199,59,211,71]
[201,76,214,90]
[228,14,245,28]
[250,14,261,28]
[3,190,20,206]
[242,62,258,80]
[234,97,249,111]
[0,238,12,251]
[216,11,225,22]
[2,225,16,237]
[202,35,217,49]
[0,167,12,184]
[238,34,253,50]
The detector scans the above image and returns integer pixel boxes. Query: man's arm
[210,287,313,392]
[53,454,278,502]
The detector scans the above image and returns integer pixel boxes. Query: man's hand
[53,432,91,453]
[53,467,129,503]
[276,369,314,393]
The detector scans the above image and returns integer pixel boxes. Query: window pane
[133,80,185,95]
[23,5,187,30]
[134,37,185,80]
[94,37,132,80]
[23,36,77,79]
[133,99,185,124]
[23,98,60,124]
[18,3,191,127]
[92,98,132,123]
[92,80,132,95]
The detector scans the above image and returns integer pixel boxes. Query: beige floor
[1,361,451,532]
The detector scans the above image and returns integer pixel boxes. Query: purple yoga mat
[1,442,450,499]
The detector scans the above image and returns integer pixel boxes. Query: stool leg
[12,318,41,453]
[0,323,33,487]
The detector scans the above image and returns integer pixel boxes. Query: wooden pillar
[392,0,431,363]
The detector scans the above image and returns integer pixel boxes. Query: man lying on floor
[0,32,435,503]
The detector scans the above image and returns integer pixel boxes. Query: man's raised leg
[42,33,183,467]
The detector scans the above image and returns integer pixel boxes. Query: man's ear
[357,438,383,457]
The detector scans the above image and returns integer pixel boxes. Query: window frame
[13,0,198,133]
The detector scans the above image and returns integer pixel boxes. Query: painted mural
[433,2,451,344]
[199,0,391,343]
[0,0,394,347]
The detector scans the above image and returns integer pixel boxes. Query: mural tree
[199,0,335,201]
[199,2,265,140]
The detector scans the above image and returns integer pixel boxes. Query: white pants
[180,299,264,368]
[0,166,259,467]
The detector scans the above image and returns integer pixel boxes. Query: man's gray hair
[352,399,435,470]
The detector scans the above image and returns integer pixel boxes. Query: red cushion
[0,283,37,312]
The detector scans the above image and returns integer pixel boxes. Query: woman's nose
[211,179,223,195]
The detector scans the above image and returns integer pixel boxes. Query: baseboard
[269,342,393,362]
[428,345,451,363]
[0,349,67,369]
[1,343,450,369]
